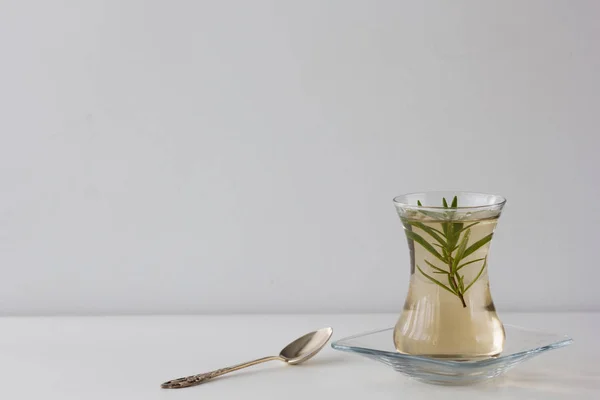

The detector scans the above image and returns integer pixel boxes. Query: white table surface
[0,313,598,399]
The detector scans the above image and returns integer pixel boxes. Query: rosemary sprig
[403,196,492,308]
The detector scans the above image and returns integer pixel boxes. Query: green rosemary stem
[454,277,467,308]
[448,257,467,308]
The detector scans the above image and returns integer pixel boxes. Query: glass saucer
[331,325,573,385]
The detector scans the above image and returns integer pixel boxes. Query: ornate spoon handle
[161,356,282,389]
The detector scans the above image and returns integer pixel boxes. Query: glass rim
[393,191,507,210]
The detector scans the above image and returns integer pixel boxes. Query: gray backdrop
[1,0,598,314]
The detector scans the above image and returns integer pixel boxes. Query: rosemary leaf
[411,222,447,247]
[443,197,449,208]
[463,258,487,293]
[417,265,457,295]
[405,230,446,262]
[453,222,464,234]
[456,257,486,272]
[442,221,450,237]
[458,275,465,291]
[425,225,445,236]
[452,229,471,272]
[445,222,462,250]
[451,196,458,208]
[455,222,479,235]
[437,243,457,253]
[463,233,493,259]
[417,200,422,206]
[424,259,449,274]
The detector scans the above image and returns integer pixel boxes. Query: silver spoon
[161,327,333,389]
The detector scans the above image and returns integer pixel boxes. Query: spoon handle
[161,356,282,389]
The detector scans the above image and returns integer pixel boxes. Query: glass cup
[393,191,506,360]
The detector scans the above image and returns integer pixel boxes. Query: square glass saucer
[331,325,573,385]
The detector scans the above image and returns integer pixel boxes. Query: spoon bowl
[280,327,333,364]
